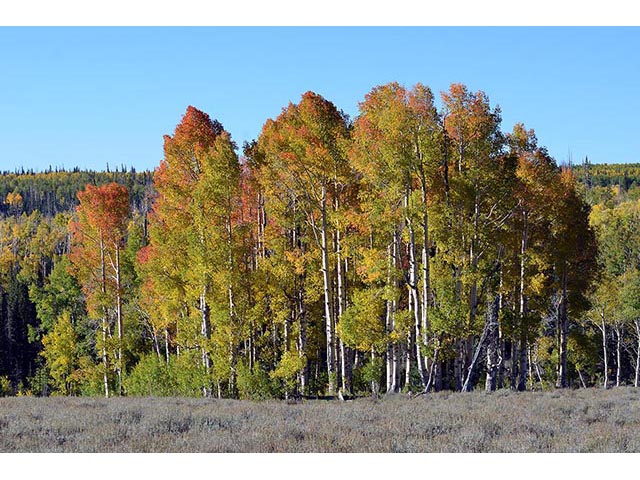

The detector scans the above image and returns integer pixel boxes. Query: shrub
[125,353,176,396]
[0,375,11,396]
[236,361,275,400]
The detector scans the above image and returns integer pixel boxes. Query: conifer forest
[2,82,640,401]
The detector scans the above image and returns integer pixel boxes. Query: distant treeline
[2,162,639,220]
[573,161,640,190]
[0,168,154,218]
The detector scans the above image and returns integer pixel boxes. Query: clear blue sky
[0,27,638,172]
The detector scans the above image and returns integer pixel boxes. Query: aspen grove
[7,81,640,399]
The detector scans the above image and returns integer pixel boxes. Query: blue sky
[0,27,638,172]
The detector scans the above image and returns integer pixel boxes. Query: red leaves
[76,183,130,243]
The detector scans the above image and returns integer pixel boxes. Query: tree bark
[200,288,212,397]
[518,210,529,391]
[556,267,569,388]
[616,325,622,387]
[115,243,123,396]
[100,234,109,398]
[485,295,500,392]
[635,320,640,388]
[406,212,427,389]
[600,309,609,389]
[320,182,335,395]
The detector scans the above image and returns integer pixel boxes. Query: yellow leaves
[4,191,23,208]
[356,247,387,284]
[284,249,307,276]
[40,311,79,395]
[271,350,306,382]
[529,273,547,296]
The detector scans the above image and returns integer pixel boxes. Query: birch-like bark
[115,243,123,396]
[518,209,529,391]
[100,234,109,398]
[164,328,170,364]
[320,181,335,395]
[485,295,500,392]
[334,194,351,394]
[200,288,212,397]
[406,206,427,389]
[600,309,609,389]
[386,230,399,393]
[556,267,569,388]
[616,325,622,387]
[635,320,640,388]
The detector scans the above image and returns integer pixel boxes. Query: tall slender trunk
[334,192,351,394]
[201,288,212,397]
[556,266,569,388]
[406,200,427,389]
[518,209,529,391]
[419,168,431,388]
[100,234,109,398]
[485,295,500,392]
[115,243,123,396]
[467,192,480,386]
[164,328,170,364]
[152,329,161,359]
[297,284,308,394]
[600,309,609,389]
[635,320,640,388]
[320,182,335,395]
[616,325,622,387]
[386,230,399,393]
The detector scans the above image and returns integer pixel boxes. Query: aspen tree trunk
[616,325,622,387]
[164,328,170,364]
[577,369,587,388]
[466,193,480,386]
[115,243,123,396]
[152,330,161,359]
[406,211,427,389]
[485,295,500,392]
[297,286,308,393]
[228,284,237,396]
[334,191,351,394]
[100,234,109,398]
[497,277,505,389]
[527,346,534,390]
[600,309,609,389]
[386,231,398,393]
[405,335,411,389]
[635,320,640,388]
[556,267,569,388]
[462,316,488,392]
[200,288,212,397]
[518,210,529,391]
[419,168,431,389]
[320,182,335,395]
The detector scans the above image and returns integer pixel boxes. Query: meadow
[1,387,639,452]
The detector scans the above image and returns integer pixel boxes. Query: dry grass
[1,387,640,452]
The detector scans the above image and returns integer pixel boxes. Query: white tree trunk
[100,234,109,398]
[115,243,123,396]
[320,182,335,395]
[616,325,622,387]
[635,320,640,388]
[601,311,609,389]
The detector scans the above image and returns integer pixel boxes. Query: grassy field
[1,387,639,452]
